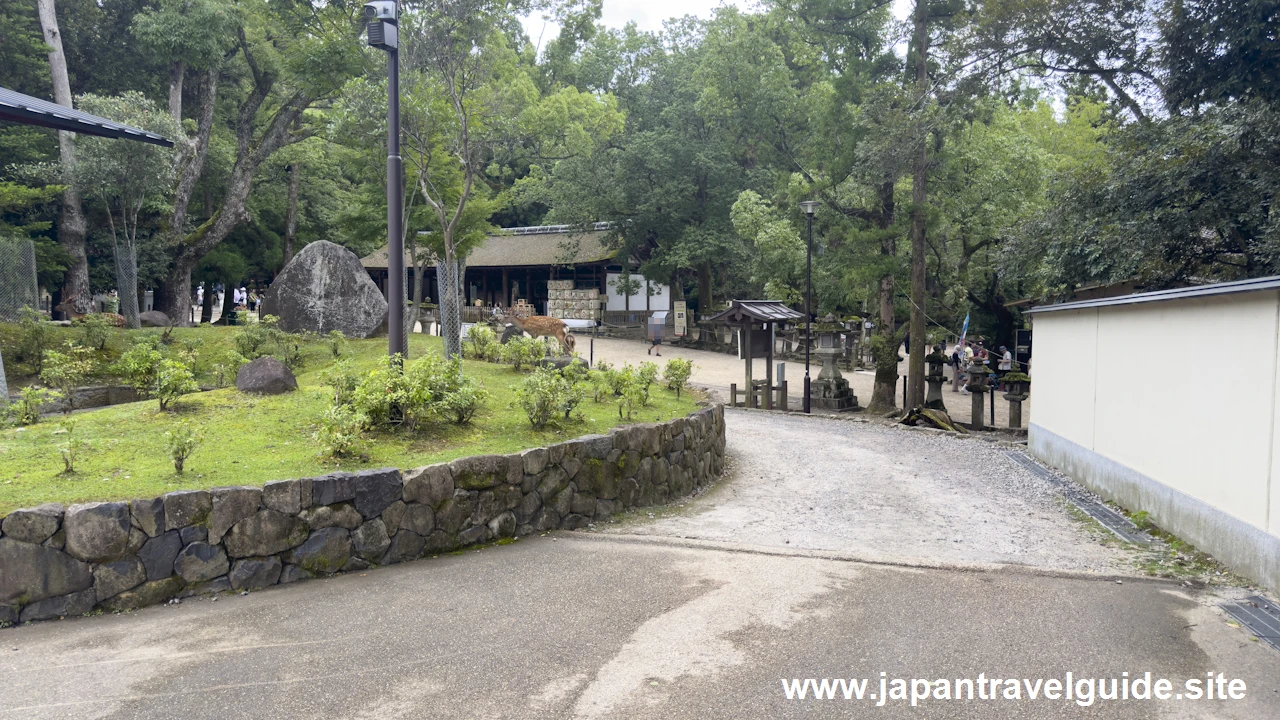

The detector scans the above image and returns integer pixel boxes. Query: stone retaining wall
[0,404,725,625]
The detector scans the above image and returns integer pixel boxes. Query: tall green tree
[394,0,622,356]
[146,0,364,322]
[36,0,92,314]
[72,93,179,328]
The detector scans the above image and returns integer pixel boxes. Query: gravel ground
[606,408,1132,574]
[584,335,1028,427]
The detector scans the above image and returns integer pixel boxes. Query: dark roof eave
[0,86,173,147]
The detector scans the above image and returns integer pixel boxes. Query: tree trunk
[37,0,90,315]
[283,162,299,267]
[221,280,234,322]
[113,239,140,329]
[905,0,930,411]
[156,66,307,323]
[873,181,897,409]
[0,345,8,407]
[200,282,214,324]
[438,246,462,359]
[697,261,712,315]
[168,60,184,122]
[156,68,220,324]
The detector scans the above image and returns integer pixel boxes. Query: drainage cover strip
[1221,596,1280,651]
[1003,451,1153,545]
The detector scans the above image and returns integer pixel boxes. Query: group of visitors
[949,339,1014,393]
[232,286,262,313]
[190,282,263,324]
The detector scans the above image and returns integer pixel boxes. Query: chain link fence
[0,238,39,323]
[113,239,140,329]
[436,258,464,359]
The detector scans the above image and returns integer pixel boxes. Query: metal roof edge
[1024,276,1280,314]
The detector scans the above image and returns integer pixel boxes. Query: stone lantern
[809,315,859,411]
[924,347,947,410]
[967,363,989,429]
[1002,363,1031,428]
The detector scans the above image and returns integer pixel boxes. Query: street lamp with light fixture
[799,200,820,413]
[365,0,405,364]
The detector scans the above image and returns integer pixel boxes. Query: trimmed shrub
[314,404,364,459]
[111,336,165,397]
[7,386,60,426]
[55,420,86,474]
[77,313,111,351]
[663,358,694,398]
[513,366,574,429]
[40,343,95,413]
[18,307,53,372]
[501,335,545,371]
[465,325,501,361]
[165,422,203,473]
[154,359,199,411]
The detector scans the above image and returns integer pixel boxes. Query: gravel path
[607,409,1132,574]
[584,335,1028,427]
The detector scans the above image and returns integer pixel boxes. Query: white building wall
[1029,289,1280,592]
[604,273,670,313]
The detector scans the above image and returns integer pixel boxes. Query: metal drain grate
[1004,451,1152,545]
[1222,596,1280,651]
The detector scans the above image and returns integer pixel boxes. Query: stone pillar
[924,349,946,409]
[968,370,988,429]
[1005,393,1026,428]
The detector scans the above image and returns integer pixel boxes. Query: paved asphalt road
[2,410,1278,719]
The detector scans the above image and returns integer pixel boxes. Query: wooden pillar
[502,269,509,308]
[743,322,754,408]
[764,322,774,410]
[526,268,532,309]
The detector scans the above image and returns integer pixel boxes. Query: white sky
[522,0,912,54]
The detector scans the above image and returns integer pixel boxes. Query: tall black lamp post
[799,200,820,413]
[365,0,405,363]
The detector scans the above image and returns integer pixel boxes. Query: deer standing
[496,310,576,355]
[53,301,125,327]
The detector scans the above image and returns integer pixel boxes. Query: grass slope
[0,327,697,515]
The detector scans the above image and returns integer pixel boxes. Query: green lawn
[0,327,697,515]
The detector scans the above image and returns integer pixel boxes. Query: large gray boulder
[235,357,297,395]
[0,538,93,604]
[138,531,182,580]
[63,502,132,563]
[174,542,229,583]
[229,557,282,591]
[209,487,263,543]
[2,504,63,544]
[93,557,146,601]
[261,240,388,338]
[138,310,171,327]
[283,527,351,574]
[223,509,309,558]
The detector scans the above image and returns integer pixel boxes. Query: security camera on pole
[365,0,405,365]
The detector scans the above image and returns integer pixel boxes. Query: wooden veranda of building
[361,224,622,319]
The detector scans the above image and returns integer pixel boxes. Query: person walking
[959,341,975,393]
[950,342,963,392]
[997,344,1013,390]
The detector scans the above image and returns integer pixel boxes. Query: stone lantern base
[924,375,946,409]
[810,375,859,411]
[811,344,859,411]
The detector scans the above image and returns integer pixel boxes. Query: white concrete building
[1027,277,1280,593]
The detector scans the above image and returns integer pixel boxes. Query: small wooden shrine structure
[707,300,804,410]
